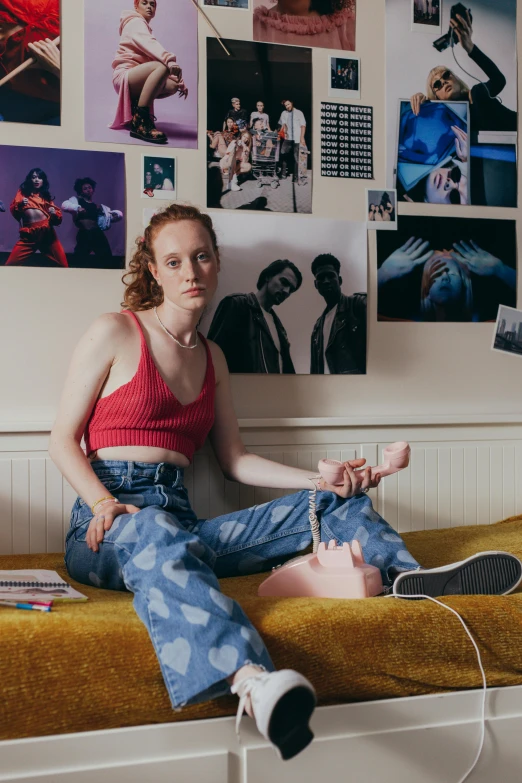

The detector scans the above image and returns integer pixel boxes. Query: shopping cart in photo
[251,131,280,189]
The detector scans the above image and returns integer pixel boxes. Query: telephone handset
[318,441,410,486]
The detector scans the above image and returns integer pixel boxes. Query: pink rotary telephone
[258,539,384,599]
[257,442,411,600]
[318,441,411,486]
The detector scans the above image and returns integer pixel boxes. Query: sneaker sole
[267,685,316,761]
[394,553,522,598]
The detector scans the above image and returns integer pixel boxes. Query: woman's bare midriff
[77,218,98,231]
[89,446,190,467]
[22,208,48,225]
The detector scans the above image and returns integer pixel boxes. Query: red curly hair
[121,203,219,312]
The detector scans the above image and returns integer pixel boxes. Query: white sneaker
[231,668,316,760]
[230,180,242,192]
[393,551,522,598]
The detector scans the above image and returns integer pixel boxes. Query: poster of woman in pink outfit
[85,0,198,148]
[253,0,356,51]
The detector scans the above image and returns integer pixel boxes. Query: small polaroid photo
[366,189,397,230]
[142,207,162,229]
[411,0,442,33]
[491,305,522,358]
[202,0,249,8]
[329,56,360,100]
[142,155,176,200]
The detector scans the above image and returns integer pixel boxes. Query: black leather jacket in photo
[310,293,367,374]
[207,292,295,374]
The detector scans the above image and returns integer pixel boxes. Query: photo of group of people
[376,215,516,322]
[199,212,367,374]
[141,155,176,200]
[387,0,517,208]
[0,0,61,125]
[84,0,198,149]
[206,39,312,214]
[412,0,441,31]
[0,146,125,268]
[366,190,397,230]
[204,0,248,7]
[329,57,360,99]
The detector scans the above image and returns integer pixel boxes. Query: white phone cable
[308,483,486,782]
[385,593,487,783]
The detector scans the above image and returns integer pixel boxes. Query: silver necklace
[154,306,198,349]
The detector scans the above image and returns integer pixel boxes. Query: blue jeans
[65,460,420,709]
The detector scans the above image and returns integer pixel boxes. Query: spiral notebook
[0,570,87,602]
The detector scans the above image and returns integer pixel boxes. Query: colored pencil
[0,600,51,612]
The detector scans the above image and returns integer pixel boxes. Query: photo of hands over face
[376,216,516,322]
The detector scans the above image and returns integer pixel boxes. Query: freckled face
[149,220,220,311]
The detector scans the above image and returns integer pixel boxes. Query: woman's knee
[153,62,169,79]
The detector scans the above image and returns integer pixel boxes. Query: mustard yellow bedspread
[2,517,522,741]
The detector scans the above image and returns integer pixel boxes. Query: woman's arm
[61,196,81,215]
[207,343,378,497]
[10,191,25,220]
[125,17,177,69]
[451,12,506,97]
[468,46,507,98]
[48,313,131,506]
[49,200,62,225]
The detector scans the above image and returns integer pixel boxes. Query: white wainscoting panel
[1,427,521,555]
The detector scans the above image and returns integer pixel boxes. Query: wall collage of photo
[0,0,519,375]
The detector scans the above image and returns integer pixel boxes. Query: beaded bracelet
[91,496,118,515]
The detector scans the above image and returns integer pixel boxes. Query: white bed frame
[1,687,522,782]
[1,416,522,782]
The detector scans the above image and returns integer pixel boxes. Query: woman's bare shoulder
[205,338,228,383]
[82,311,136,350]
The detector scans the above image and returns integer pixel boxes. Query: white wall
[0,0,521,427]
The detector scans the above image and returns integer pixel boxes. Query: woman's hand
[177,79,188,100]
[169,62,188,99]
[378,237,433,285]
[319,459,381,499]
[410,92,427,116]
[452,125,468,161]
[450,11,474,55]
[49,207,56,214]
[451,240,503,276]
[27,38,61,78]
[86,502,140,553]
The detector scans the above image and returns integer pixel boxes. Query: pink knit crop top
[84,310,215,461]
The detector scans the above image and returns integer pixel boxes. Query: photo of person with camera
[386,0,517,208]
[410,7,516,135]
